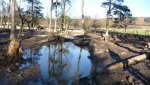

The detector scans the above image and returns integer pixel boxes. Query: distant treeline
[38,17,149,30]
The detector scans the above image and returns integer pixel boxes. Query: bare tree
[26,0,34,28]
[16,4,26,38]
[7,0,22,62]
[54,0,58,32]
[75,48,82,82]
[84,16,93,31]
[49,0,53,31]
[81,0,84,30]
[1,0,4,29]
[60,0,71,32]
[26,0,43,29]
[102,0,112,36]
[7,0,11,29]
[10,0,15,39]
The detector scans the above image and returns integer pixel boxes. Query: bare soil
[73,33,150,85]
[0,29,150,85]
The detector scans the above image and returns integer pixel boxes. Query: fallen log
[105,54,149,72]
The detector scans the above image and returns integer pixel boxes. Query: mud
[0,29,150,85]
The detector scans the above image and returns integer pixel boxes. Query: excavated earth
[0,29,150,85]
[73,33,150,85]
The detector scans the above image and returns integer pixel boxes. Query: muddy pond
[17,42,92,85]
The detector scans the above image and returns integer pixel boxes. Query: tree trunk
[7,16,10,29]
[49,0,53,32]
[105,15,109,36]
[4,16,7,29]
[7,38,23,62]
[60,42,63,73]
[124,27,127,34]
[7,0,24,62]
[7,1,10,29]
[27,22,30,29]
[1,0,4,29]
[75,48,82,81]
[31,1,34,28]
[7,38,20,57]
[105,0,111,37]
[10,0,15,39]
[61,2,66,33]
[48,44,51,79]
[81,0,84,30]
[54,0,58,32]
[18,22,24,38]
[54,17,57,32]
[63,14,65,31]
[17,5,25,38]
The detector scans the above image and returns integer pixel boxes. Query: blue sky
[40,0,150,18]
[0,0,150,18]
[124,0,150,17]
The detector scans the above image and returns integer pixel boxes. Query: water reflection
[21,42,91,85]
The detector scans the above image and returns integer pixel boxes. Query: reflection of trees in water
[18,48,41,69]
[74,48,82,84]
[20,42,91,84]
[47,42,70,85]
[11,48,43,84]
[29,48,40,63]
[48,44,51,80]
[76,48,83,77]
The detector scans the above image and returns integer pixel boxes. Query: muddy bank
[0,30,65,84]
[0,30,150,85]
[73,33,150,85]
[0,64,40,85]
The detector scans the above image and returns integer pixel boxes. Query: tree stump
[7,38,23,62]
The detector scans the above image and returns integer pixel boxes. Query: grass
[99,26,150,36]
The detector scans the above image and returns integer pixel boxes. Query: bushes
[144,17,150,23]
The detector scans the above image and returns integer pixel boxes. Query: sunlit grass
[99,26,150,36]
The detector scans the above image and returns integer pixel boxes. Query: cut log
[105,54,148,72]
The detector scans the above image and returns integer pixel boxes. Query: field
[99,26,150,36]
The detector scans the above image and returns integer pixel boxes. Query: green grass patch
[99,26,150,36]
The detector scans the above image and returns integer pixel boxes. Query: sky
[40,0,150,18]
[0,0,150,18]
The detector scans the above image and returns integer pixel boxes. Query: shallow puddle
[20,42,91,85]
